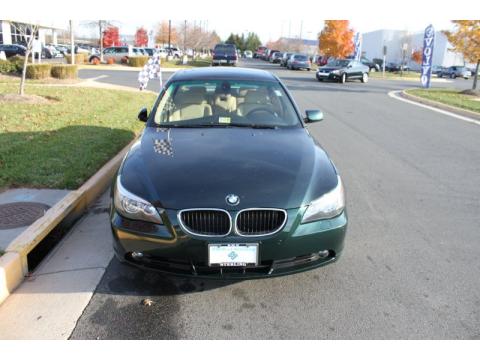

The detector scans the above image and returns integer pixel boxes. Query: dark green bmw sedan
[110,67,347,278]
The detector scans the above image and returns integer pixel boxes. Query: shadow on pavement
[100,257,242,297]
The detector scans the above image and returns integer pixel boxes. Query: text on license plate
[208,244,258,266]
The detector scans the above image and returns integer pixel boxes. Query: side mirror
[305,110,324,123]
[138,107,148,122]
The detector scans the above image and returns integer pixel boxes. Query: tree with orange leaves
[135,27,148,47]
[318,20,354,59]
[155,21,177,46]
[411,49,422,64]
[444,20,480,90]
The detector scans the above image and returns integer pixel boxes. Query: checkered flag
[138,51,162,91]
[154,138,173,156]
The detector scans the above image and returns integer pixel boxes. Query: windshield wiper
[156,123,278,129]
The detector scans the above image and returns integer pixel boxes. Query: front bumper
[316,71,339,80]
[110,206,347,279]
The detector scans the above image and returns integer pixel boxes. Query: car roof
[170,67,278,82]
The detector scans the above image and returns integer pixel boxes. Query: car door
[346,61,356,78]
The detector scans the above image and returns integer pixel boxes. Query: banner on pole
[421,24,435,88]
[353,32,362,61]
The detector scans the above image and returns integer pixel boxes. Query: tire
[361,72,369,83]
[317,77,324,82]
[89,56,100,64]
[340,73,346,84]
[450,74,456,79]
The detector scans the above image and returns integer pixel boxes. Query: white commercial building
[0,20,64,46]
[361,29,466,70]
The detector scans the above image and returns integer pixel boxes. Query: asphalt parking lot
[57,60,480,339]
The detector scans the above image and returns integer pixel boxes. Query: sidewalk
[0,191,112,339]
[0,189,70,252]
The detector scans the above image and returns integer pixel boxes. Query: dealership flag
[421,24,435,88]
[138,51,162,91]
[353,32,362,61]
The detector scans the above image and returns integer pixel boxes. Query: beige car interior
[169,85,282,121]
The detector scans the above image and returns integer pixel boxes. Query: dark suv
[0,44,27,58]
[212,44,238,66]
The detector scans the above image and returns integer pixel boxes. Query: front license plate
[208,244,259,267]
[220,59,227,63]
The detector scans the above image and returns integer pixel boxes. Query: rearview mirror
[305,110,324,123]
[138,107,148,122]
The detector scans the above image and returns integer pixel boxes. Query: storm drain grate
[0,202,50,230]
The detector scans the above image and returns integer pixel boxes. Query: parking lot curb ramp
[0,139,136,305]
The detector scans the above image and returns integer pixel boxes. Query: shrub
[26,64,52,79]
[107,57,115,65]
[65,54,85,64]
[128,56,149,67]
[51,64,78,79]
[0,59,17,74]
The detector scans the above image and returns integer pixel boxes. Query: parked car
[280,52,294,67]
[111,67,347,278]
[438,66,471,79]
[360,57,380,72]
[385,62,410,72]
[142,48,156,57]
[212,43,238,66]
[165,46,182,58]
[267,50,280,62]
[431,65,445,76]
[0,44,26,57]
[254,46,267,59]
[270,51,283,63]
[316,59,369,83]
[88,46,130,63]
[244,50,253,58]
[287,54,311,71]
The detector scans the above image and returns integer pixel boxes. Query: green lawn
[405,88,480,114]
[370,71,421,80]
[0,83,157,190]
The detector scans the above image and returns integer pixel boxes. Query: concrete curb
[401,89,480,121]
[0,138,136,305]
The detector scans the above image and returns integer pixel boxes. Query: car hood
[120,126,338,210]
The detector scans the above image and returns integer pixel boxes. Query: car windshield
[215,45,236,54]
[294,55,308,61]
[153,80,301,128]
[328,59,350,67]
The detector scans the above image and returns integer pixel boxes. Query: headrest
[244,89,268,104]
[175,87,206,104]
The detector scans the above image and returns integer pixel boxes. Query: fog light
[318,250,330,258]
[131,251,144,259]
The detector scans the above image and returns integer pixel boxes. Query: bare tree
[12,22,40,96]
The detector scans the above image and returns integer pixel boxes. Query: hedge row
[51,65,78,79]
[25,64,78,79]
[0,56,26,74]
[65,53,88,64]
[128,56,149,67]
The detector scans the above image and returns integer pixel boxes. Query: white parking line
[388,90,480,126]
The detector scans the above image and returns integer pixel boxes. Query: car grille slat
[180,209,230,236]
[236,209,286,236]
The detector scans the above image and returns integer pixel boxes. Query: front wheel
[361,73,369,83]
[340,73,346,83]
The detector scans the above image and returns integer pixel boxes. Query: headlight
[113,176,163,224]
[332,70,341,75]
[302,176,345,223]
